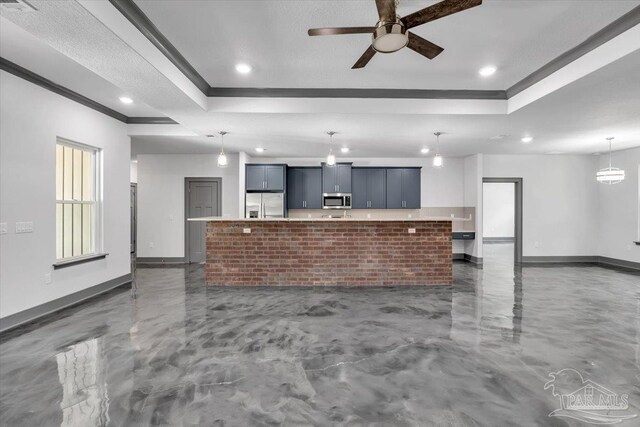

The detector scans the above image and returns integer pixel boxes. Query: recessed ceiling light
[255,147,265,153]
[478,66,496,77]
[421,147,430,154]
[119,96,133,104]
[521,136,533,143]
[341,147,349,153]
[235,63,252,74]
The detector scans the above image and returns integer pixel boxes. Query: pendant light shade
[218,131,228,168]
[432,132,443,168]
[326,131,336,166]
[597,137,624,184]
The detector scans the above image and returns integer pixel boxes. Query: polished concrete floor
[1,248,639,426]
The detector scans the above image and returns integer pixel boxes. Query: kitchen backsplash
[288,207,475,231]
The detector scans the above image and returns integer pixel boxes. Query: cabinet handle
[303,201,306,208]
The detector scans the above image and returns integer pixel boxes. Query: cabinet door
[246,165,265,191]
[265,165,284,191]
[368,168,387,209]
[336,163,352,193]
[403,168,421,209]
[303,168,322,209]
[386,169,403,209]
[322,163,337,193]
[287,168,303,209]
[351,168,368,209]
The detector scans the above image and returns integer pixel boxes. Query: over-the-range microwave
[322,193,352,209]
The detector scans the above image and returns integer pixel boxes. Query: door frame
[184,177,222,264]
[482,177,523,264]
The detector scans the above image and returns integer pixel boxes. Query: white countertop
[188,217,458,222]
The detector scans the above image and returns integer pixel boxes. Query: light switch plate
[16,222,34,233]
[0,223,7,235]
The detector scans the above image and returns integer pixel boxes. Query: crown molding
[110,0,640,101]
[506,5,640,98]
[1,57,176,125]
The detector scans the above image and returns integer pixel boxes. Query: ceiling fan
[308,0,482,69]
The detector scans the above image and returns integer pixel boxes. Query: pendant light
[217,131,228,168]
[596,137,624,184]
[326,131,336,166]
[433,132,443,168]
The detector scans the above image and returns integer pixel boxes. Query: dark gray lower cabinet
[353,168,386,209]
[287,167,321,209]
[386,168,421,209]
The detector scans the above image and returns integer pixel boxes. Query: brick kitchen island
[190,218,452,286]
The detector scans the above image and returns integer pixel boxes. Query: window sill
[53,253,108,269]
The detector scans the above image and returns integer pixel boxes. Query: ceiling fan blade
[308,27,376,36]
[352,46,377,69]
[375,0,397,21]
[402,0,482,29]
[407,32,444,59]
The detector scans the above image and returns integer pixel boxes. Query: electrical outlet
[44,273,52,285]
[408,214,412,218]
[169,214,174,221]
[0,223,7,235]
[408,228,416,234]
[149,242,154,248]
[243,228,251,234]
[15,222,34,233]
[534,241,540,248]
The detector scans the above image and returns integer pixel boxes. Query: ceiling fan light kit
[308,0,482,69]
[372,22,408,53]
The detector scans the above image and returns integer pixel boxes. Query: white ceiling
[0,16,162,117]
[132,48,640,158]
[134,0,639,89]
[1,0,638,158]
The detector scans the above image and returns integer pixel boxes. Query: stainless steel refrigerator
[245,193,285,218]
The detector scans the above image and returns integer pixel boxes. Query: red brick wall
[206,220,452,286]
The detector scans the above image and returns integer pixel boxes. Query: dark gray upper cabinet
[386,168,421,209]
[287,167,321,209]
[246,164,285,191]
[352,168,386,209]
[322,162,352,193]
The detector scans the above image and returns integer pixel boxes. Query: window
[56,139,101,260]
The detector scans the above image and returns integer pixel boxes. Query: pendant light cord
[606,137,614,169]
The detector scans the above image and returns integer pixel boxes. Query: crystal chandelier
[596,137,624,184]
